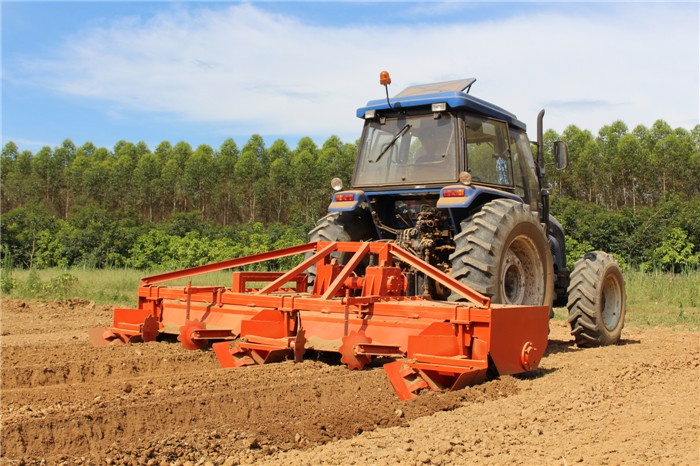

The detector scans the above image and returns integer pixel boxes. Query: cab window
[464,116,512,186]
[509,129,540,210]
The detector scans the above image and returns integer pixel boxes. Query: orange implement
[88,242,548,400]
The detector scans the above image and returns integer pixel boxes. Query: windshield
[353,113,458,187]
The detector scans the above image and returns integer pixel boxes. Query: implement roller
[88,241,548,400]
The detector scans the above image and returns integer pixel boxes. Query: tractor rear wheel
[449,199,554,307]
[567,251,626,346]
[307,210,376,287]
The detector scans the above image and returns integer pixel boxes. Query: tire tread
[567,251,626,347]
[448,199,553,307]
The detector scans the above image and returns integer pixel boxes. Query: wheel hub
[602,275,623,330]
[503,250,525,304]
[500,235,544,305]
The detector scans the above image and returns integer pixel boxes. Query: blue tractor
[311,73,626,347]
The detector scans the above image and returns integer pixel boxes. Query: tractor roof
[356,78,527,131]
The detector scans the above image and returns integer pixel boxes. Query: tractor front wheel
[567,251,626,346]
[449,199,554,307]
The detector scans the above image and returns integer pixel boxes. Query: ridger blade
[87,327,123,346]
[88,241,549,400]
[178,320,207,351]
[339,331,373,370]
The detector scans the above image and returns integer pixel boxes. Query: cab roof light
[431,102,447,112]
[380,71,392,85]
[380,70,392,109]
[364,109,376,119]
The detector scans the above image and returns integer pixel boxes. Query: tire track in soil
[13,300,697,465]
[257,327,700,465]
[2,352,520,461]
[1,341,222,389]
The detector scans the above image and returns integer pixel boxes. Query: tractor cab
[332,75,545,242]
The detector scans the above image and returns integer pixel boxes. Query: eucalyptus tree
[133,153,163,222]
[184,144,216,216]
[235,148,263,222]
[215,138,240,225]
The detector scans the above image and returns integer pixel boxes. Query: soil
[1,298,698,465]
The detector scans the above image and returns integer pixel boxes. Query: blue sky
[2,1,699,154]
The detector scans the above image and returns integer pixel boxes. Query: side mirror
[553,141,569,170]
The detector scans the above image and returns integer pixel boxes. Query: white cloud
[18,3,699,138]
[5,137,55,151]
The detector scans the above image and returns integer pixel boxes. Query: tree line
[1,135,357,226]
[1,119,698,272]
[542,120,699,211]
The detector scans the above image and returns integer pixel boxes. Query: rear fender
[328,190,367,212]
[437,185,524,234]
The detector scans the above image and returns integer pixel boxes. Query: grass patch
[624,268,699,329]
[1,267,237,308]
[3,267,698,330]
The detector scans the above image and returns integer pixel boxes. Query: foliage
[648,227,699,272]
[0,204,59,268]
[14,269,80,300]
[552,195,698,270]
[1,134,356,228]
[43,273,80,300]
[1,121,698,274]
[1,245,16,293]
[1,270,15,294]
[544,121,699,210]
[564,235,594,270]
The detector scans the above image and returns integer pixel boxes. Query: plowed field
[1,298,698,465]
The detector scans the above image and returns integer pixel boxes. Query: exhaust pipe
[536,109,545,171]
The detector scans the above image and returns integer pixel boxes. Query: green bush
[1,246,16,293]
[645,227,699,272]
[124,221,307,271]
[13,270,80,300]
[1,272,16,294]
[45,273,80,300]
[565,235,594,270]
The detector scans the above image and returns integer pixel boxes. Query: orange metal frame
[88,242,549,400]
